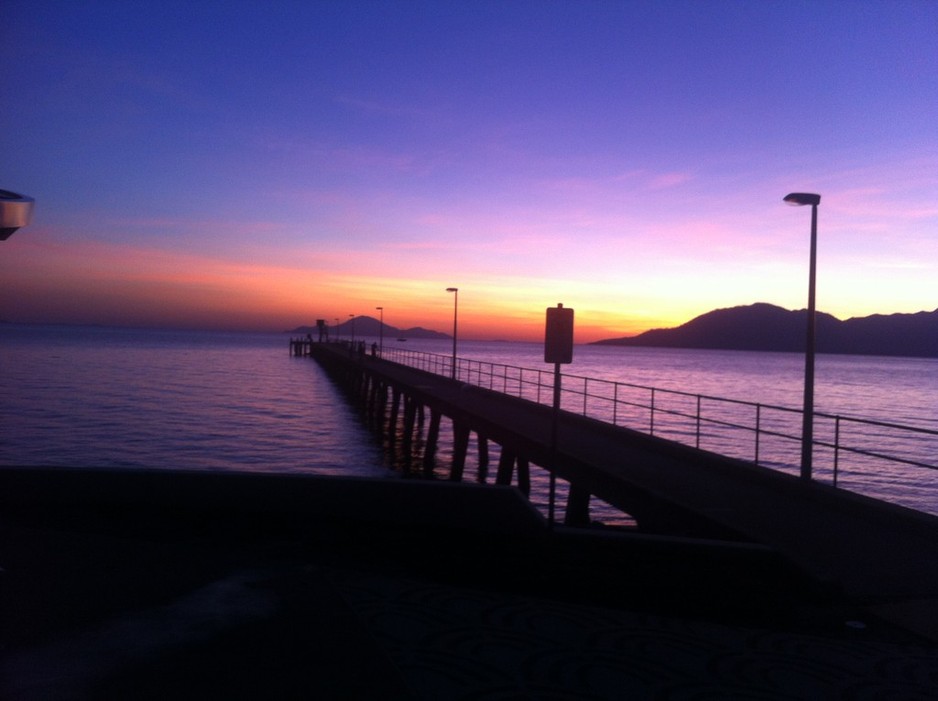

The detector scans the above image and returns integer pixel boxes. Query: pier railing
[377,345,938,511]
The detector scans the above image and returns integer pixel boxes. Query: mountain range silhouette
[591,303,938,358]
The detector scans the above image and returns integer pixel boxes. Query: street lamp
[784,192,821,480]
[349,314,356,346]
[375,306,384,356]
[446,287,458,379]
[334,318,339,341]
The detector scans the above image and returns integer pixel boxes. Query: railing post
[833,415,841,488]
[650,388,656,435]
[695,395,702,449]
[754,404,761,465]
[583,378,588,415]
[613,383,618,426]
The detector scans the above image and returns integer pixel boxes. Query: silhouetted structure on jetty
[289,336,313,356]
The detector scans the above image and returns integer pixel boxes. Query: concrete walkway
[2,470,938,699]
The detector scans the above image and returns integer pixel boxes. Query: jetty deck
[310,342,938,607]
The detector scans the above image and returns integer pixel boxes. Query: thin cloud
[648,171,695,190]
[334,94,437,121]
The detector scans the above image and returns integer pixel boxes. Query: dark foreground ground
[2,468,937,700]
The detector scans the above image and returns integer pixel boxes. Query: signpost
[544,303,574,528]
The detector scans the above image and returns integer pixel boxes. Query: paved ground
[4,556,938,700]
[343,569,938,700]
[3,471,938,700]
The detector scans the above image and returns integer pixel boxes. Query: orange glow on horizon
[0,234,684,340]
[3,230,933,342]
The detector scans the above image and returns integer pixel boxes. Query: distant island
[288,315,449,340]
[591,303,938,359]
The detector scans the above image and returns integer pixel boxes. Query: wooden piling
[423,410,442,476]
[388,388,401,444]
[402,396,418,452]
[450,422,471,482]
[496,448,515,486]
[477,435,489,484]
[565,484,591,527]
[305,344,608,529]
[516,456,530,497]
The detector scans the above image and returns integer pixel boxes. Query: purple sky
[2,0,936,340]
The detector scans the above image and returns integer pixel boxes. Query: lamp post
[784,192,821,481]
[375,306,384,356]
[349,314,356,346]
[446,287,458,379]
[334,318,339,341]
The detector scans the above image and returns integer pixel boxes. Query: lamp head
[446,287,458,293]
[784,192,821,206]
[0,189,35,240]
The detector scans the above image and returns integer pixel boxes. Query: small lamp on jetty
[349,314,356,345]
[446,287,458,379]
[375,306,384,356]
[784,191,821,481]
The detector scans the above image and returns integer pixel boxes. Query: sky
[1,0,936,342]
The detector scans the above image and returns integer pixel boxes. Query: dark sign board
[544,304,574,364]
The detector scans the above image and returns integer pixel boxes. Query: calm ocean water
[0,324,389,478]
[2,324,936,521]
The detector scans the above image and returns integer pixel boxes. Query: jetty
[307,342,938,606]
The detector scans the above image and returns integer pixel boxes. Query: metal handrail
[374,345,938,503]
